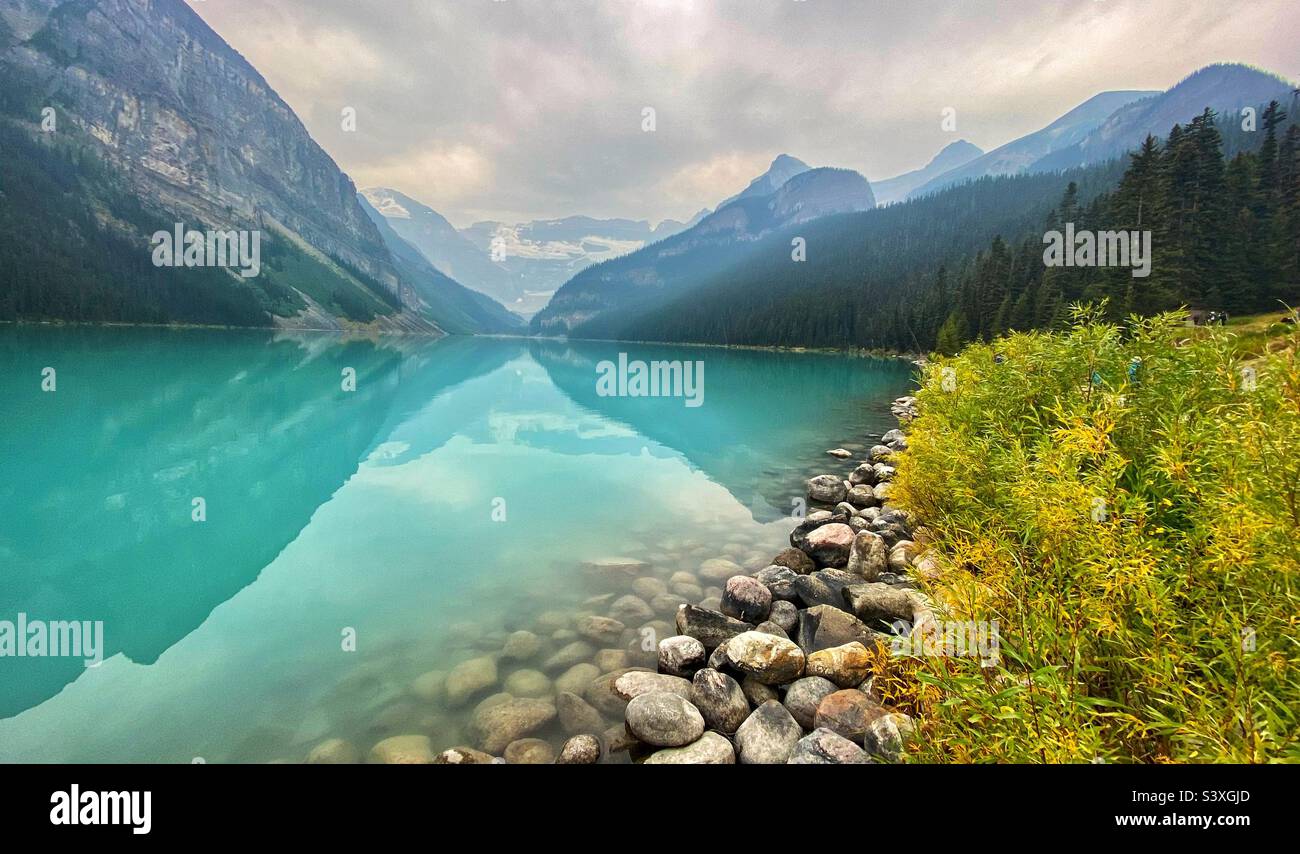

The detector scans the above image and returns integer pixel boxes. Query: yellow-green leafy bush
[894,307,1299,763]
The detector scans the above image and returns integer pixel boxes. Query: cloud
[354,144,493,211]
[188,0,1300,226]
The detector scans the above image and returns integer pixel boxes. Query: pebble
[468,695,558,754]
[643,731,735,764]
[585,667,653,716]
[734,700,804,764]
[581,557,650,587]
[610,595,655,624]
[725,631,806,684]
[848,463,877,486]
[367,734,435,764]
[675,604,751,650]
[557,691,605,734]
[796,605,878,654]
[613,670,693,704]
[624,692,705,747]
[502,630,541,661]
[503,669,552,698]
[814,689,886,745]
[740,674,780,707]
[842,583,921,624]
[689,668,750,734]
[543,641,598,672]
[658,635,707,678]
[783,676,840,729]
[847,531,889,580]
[767,600,799,634]
[632,577,668,600]
[556,734,602,764]
[594,648,630,672]
[433,745,496,764]
[846,485,878,508]
[699,558,743,583]
[721,575,772,623]
[802,523,855,567]
[504,738,555,764]
[864,712,916,763]
[576,615,626,646]
[771,547,816,575]
[753,565,799,602]
[445,657,498,706]
[787,728,872,764]
[554,662,601,695]
[888,540,919,572]
[807,474,848,503]
[806,641,873,688]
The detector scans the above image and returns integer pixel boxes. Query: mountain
[1031,64,1297,172]
[0,0,531,333]
[358,197,524,335]
[360,187,524,311]
[910,64,1296,200]
[594,91,1300,353]
[717,153,811,208]
[695,167,876,237]
[909,90,1158,198]
[531,165,876,337]
[617,159,1130,350]
[653,208,711,236]
[871,139,984,206]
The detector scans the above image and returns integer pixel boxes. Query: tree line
[930,100,1300,353]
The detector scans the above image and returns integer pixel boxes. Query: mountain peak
[871,140,986,206]
[718,154,813,209]
[927,139,985,170]
[769,153,808,170]
[360,187,413,220]
[1173,61,1296,90]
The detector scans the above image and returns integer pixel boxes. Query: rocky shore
[304,395,931,765]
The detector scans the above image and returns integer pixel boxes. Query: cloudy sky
[190,0,1299,228]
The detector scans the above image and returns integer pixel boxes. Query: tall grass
[893,306,1299,762]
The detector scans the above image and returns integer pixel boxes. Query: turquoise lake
[0,326,913,762]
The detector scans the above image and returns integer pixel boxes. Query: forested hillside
[615,101,1300,353]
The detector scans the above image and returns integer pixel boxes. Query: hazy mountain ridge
[1031,63,1298,172]
[358,196,525,334]
[716,153,811,208]
[910,64,1295,199]
[871,139,984,205]
[909,90,1158,199]
[531,162,876,336]
[360,186,521,310]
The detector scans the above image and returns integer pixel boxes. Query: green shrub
[894,305,1299,763]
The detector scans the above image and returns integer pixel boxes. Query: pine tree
[935,311,967,356]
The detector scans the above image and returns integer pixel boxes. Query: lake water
[0,326,913,763]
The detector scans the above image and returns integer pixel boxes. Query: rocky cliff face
[0,0,439,331]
